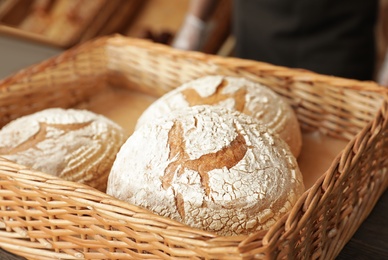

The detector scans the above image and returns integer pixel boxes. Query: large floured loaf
[0,108,126,191]
[107,105,304,236]
[136,75,302,157]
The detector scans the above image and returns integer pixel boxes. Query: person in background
[173,0,380,82]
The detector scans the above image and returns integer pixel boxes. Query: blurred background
[0,0,387,80]
[0,0,233,78]
[0,0,232,52]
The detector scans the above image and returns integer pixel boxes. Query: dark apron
[233,0,378,80]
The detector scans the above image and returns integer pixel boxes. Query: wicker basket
[0,35,387,260]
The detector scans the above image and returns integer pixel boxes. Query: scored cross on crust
[161,121,248,196]
[135,75,302,158]
[180,79,247,112]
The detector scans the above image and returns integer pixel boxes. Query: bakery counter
[0,34,387,260]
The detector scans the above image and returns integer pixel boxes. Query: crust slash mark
[0,121,92,154]
[181,79,247,112]
[161,122,248,196]
[175,191,186,220]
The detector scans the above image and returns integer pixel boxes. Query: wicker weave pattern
[0,35,387,259]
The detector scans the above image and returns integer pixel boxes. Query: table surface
[0,34,387,260]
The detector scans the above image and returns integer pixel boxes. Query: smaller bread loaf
[107,105,304,236]
[135,75,302,157]
[0,108,126,191]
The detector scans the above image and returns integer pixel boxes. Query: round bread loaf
[0,108,126,191]
[136,75,302,157]
[108,105,304,235]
